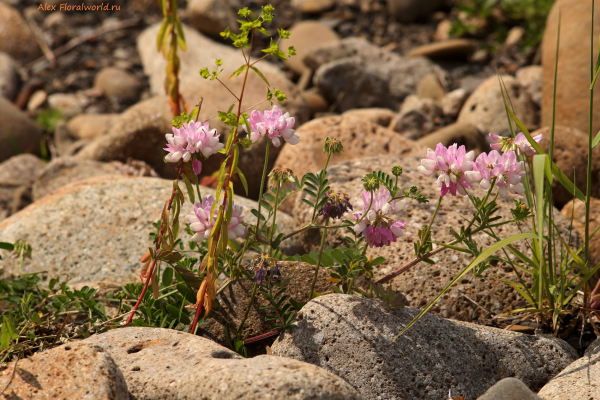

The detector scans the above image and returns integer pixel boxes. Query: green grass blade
[393,232,537,340]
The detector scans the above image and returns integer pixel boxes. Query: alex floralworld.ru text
[37,3,120,11]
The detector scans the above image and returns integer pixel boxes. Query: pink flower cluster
[353,188,406,248]
[489,132,542,156]
[465,150,526,197]
[417,143,475,197]
[242,105,299,147]
[164,121,224,164]
[186,195,248,242]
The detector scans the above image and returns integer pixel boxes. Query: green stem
[309,222,328,300]
[586,2,595,272]
[254,140,270,238]
[268,185,281,243]
[419,196,443,253]
[237,283,258,338]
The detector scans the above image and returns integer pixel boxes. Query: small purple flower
[185,195,248,242]
[318,192,353,220]
[352,188,406,248]
[242,105,299,147]
[164,121,224,163]
[192,159,202,175]
[250,254,283,286]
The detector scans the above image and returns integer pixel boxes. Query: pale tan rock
[407,39,475,58]
[94,67,142,104]
[389,94,442,140]
[538,338,600,400]
[0,4,41,62]
[0,96,43,162]
[282,21,339,74]
[458,75,537,138]
[0,341,128,400]
[441,88,469,117]
[67,114,120,140]
[188,0,238,38]
[516,66,543,107]
[290,0,335,13]
[272,294,577,399]
[84,327,362,400]
[342,108,397,127]
[416,122,484,152]
[417,74,445,101]
[542,0,600,134]
[0,176,296,284]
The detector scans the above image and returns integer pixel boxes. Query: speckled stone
[292,156,580,322]
[84,327,362,400]
[0,341,128,399]
[537,337,600,400]
[272,294,578,400]
[0,175,296,284]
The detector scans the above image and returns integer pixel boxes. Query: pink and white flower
[489,132,542,156]
[466,149,526,197]
[352,188,406,248]
[417,143,475,197]
[242,105,299,147]
[186,195,248,242]
[164,121,224,164]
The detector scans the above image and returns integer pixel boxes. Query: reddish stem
[125,165,183,326]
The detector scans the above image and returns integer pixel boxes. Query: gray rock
[314,57,392,112]
[441,88,469,118]
[387,0,445,23]
[31,157,122,201]
[477,378,543,400]
[0,52,19,100]
[0,96,43,162]
[457,75,537,138]
[94,67,142,104]
[272,294,578,400]
[84,327,362,400]
[292,156,579,322]
[282,21,339,74]
[0,4,41,62]
[137,23,308,135]
[47,92,90,118]
[537,337,600,400]
[188,0,238,38]
[0,341,128,399]
[0,175,296,284]
[310,38,445,111]
[389,94,442,140]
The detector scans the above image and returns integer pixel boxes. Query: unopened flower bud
[268,167,296,191]
[392,166,402,177]
[362,177,380,192]
[323,137,344,157]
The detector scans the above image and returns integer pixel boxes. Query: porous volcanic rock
[272,294,577,400]
[292,156,579,321]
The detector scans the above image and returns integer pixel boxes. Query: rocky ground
[1,0,600,398]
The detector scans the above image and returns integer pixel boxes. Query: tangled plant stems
[122,3,600,352]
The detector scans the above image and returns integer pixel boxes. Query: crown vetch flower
[418,143,475,197]
[242,105,299,147]
[164,121,224,163]
[352,188,406,248]
[319,192,353,220]
[186,195,248,242]
[466,149,526,197]
[489,132,542,156]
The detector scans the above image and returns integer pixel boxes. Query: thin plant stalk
[237,283,258,338]
[309,222,329,299]
[255,140,270,237]
[269,185,281,243]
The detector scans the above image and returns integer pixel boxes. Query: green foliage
[35,108,62,133]
[450,0,555,49]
